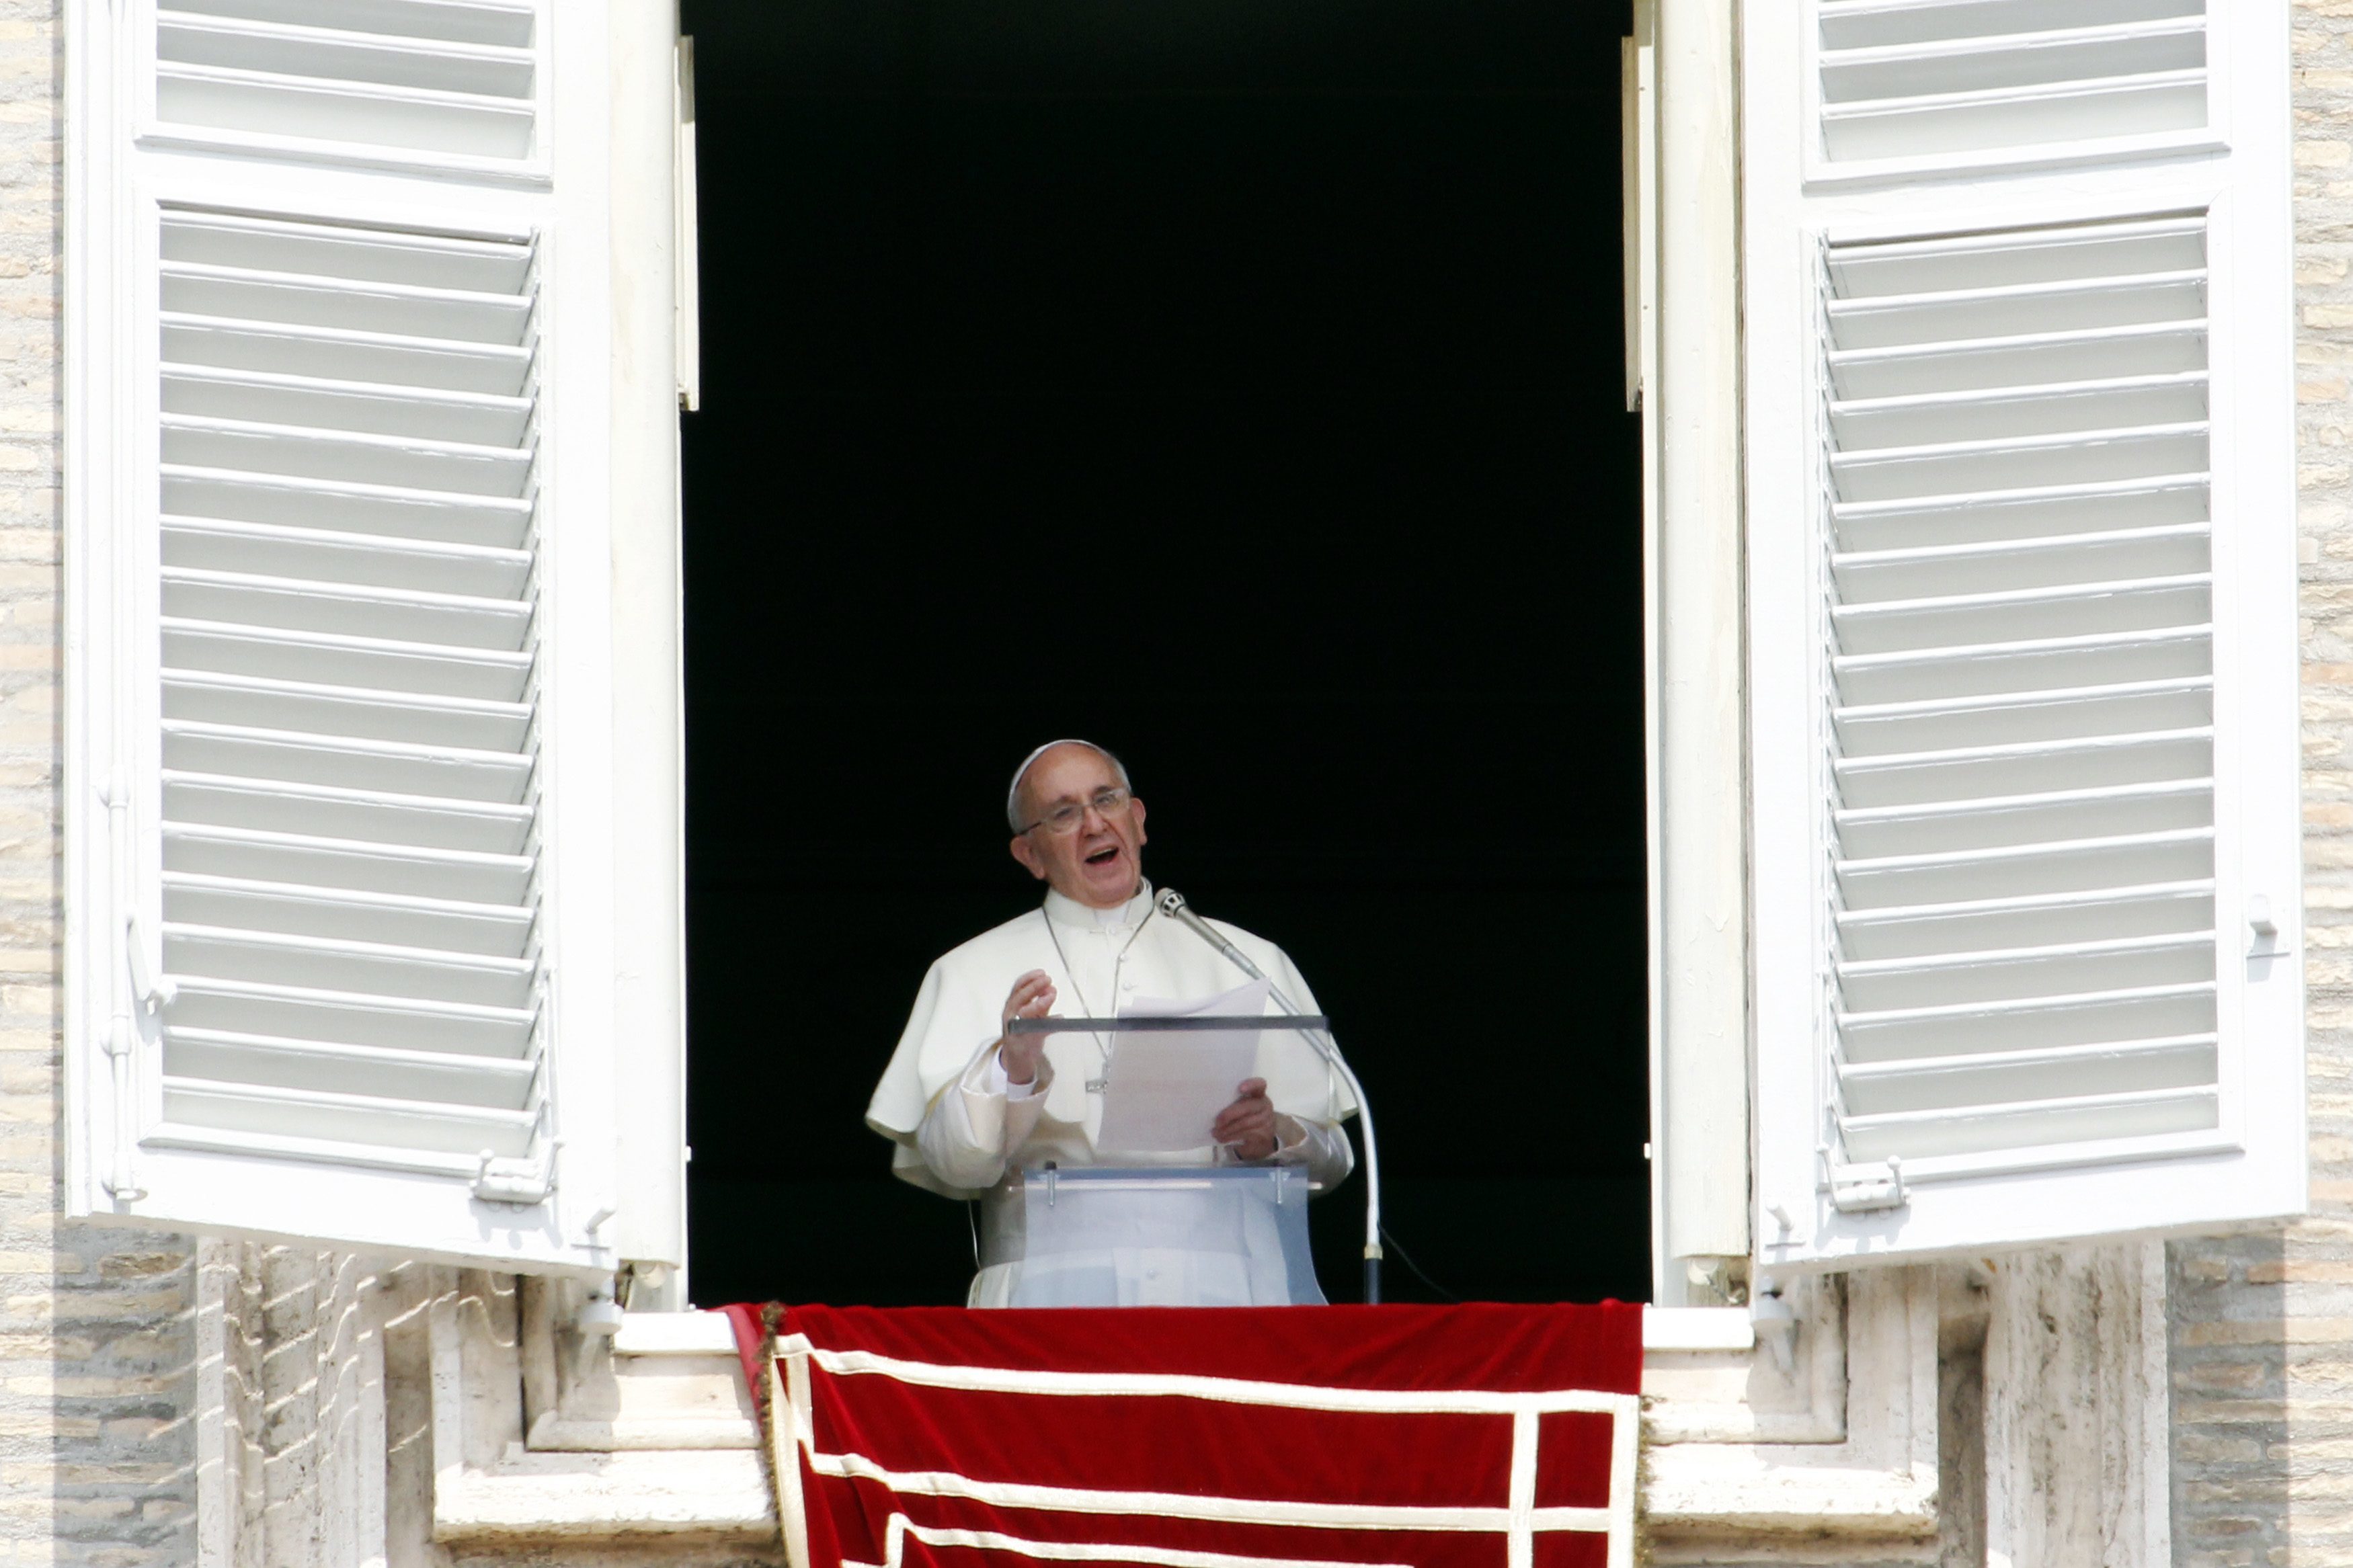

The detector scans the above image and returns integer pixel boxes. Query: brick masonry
[0,1,202,1564]
[2167,5,2353,1565]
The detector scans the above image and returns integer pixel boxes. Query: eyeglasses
[1019,786,1134,836]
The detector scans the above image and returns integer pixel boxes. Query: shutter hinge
[1821,1148,1907,1214]
[473,1139,559,1206]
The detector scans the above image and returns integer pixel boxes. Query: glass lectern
[988,1013,1332,1307]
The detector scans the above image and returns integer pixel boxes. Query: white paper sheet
[1091,978,1272,1155]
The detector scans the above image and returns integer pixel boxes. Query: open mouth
[1084,845,1121,866]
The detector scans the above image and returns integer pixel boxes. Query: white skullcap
[1006,739,1128,831]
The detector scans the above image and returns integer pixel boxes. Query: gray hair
[1006,739,1133,831]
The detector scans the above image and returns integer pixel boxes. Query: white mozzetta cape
[866,884,1360,1200]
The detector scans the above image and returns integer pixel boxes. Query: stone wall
[2165,3,2353,1563]
[0,2,2339,1565]
[0,1,202,1564]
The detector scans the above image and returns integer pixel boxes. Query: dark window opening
[680,0,1647,1307]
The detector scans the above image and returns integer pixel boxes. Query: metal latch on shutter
[1821,1147,1907,1214]
[474,1141,559,1206]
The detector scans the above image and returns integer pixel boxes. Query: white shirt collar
[1043,879,1155,932]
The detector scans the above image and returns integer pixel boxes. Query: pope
[865,739,1359,1305]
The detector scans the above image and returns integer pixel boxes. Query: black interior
[678,0,1649,1307]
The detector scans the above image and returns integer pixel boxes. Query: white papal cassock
[867,882,1358,1306]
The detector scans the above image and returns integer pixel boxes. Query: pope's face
[1009,745,1149,908]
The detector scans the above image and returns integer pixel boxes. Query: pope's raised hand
[1213,1077,1289,1163]
[997,970,1057,1087]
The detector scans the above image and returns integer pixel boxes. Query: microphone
[1156,888,1385,1304]
[1157,889,1259,976]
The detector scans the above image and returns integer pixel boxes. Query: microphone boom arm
[1157,888,1384,1304]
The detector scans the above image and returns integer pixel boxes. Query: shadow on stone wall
[2169,1231,2290,1566]
[44,1223,198,1566]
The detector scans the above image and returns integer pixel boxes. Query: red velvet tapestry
[719,1303,1645,1568]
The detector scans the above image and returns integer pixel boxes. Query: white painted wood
[1745,0,2303,1267]
[1652,0,1752,1299]
[675,34,700,413]
[145,0,553,181]
[605,0,687,1281]
[1809,0,2219,184]
[65,0,633,1274]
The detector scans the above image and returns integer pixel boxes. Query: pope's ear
[1131,797,1146,843]
[1010,834,1047,880]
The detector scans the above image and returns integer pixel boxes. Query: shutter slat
[1814,3,2209,167]
[163,823,533,902]
[1825,216,2205,287]
[1834,776,2212,854]
[1830,424,2210,502]
[163,770,533,853]
[1837,930,2217,1011]
[161,262,532,341]
[1835,731,2212,807]
[159,417,534,497]
[1833,474,2208,551]
[1833,522,2210,599]
[153,2,541,163]
[161,567,528,647]
[1822,73,2206,164]
[1835,824,2215,906]
[1825,270,2204,345]
[1834,624,2211,704]
[1838,1084,2217,1161]
[162,671,530,749]
[158,15,534,97]
[163,518,532,594]
[1840,1034,2215,1121]
[1822,18,2203,99]
[165,1026,535,1107]
[166,975,534,1055]
[1833,675,2211,753]
[161,0,535,50]
[163,466,532,547]
[1828,321,2206,399]
[163,620,530,701]
[156,68,536,160]
[162,366,532,444]
[1829,371,2207,448]
[163,872,534,957]
[164,317,530,396]
[1820,1,2201,51]
[161,211,534,287]
[164,923,534,1008]
[1837,981,2217,1057]
[161,720,533,802]
[1835,880,2215,960]
[159,1077,537,1156]
[1830,571,2209,653]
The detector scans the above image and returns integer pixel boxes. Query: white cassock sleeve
[914,1048,1053,1194]
[1271,1114,1354,1190]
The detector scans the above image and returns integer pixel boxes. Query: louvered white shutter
[1746,1,2303,1267]
[65,0,627,1272]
